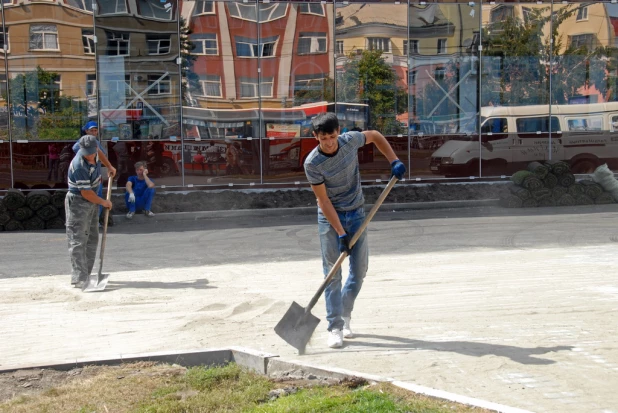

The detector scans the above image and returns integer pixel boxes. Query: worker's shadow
[342,334,573,365]
[105,278,215,291]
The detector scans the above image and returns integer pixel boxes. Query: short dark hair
[312,112,339,135]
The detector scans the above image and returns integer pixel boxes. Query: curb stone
[0,347,534,413]
[112,199,500,223]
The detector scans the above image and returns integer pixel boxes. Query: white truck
[429,102,618,177]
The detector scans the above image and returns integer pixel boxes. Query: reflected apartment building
[2,1,618,193]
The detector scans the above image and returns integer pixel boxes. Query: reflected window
[336,40,343,55]
[434,67,445,80]
[240,77,272,98]
[611,115,618,132]
[367,37,390,52]
[82,29,95,55]
[516,117,560,133]
[67,0,93,12]
[147,34,171,55]
[576,6,588,21]
[86,74,96,96]
[297,32,326,55]
[29,25,58,50]
[0,27,8,53]
[490,5,513,23]
[235,36,277,58]
[228,2,287,23]
[298,3,324,16]
[191,33,218,55]
[481,118,508,133]
[193,0,214,15]
[569,34,595,52]
[0,74,7,100]
[148,74,171,95]
[199,75,221,97]
[106,31,130,56]
[97,0,127,15]
[567,117,602,131]
[294,73,326,94]
[409,70,416,85]
[409,39,418,54]
[437,39,446,54]
[137,0,173,20]
[106,74,131,96]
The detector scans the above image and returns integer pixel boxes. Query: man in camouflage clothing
[65,135,115,288]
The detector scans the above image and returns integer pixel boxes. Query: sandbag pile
[500,161,616,208]
[0,189,67,231]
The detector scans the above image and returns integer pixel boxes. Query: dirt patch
[111,182,509,214]
[0,366,102,403]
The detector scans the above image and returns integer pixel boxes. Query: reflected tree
[337,50,407,134]
[482,5,618,105]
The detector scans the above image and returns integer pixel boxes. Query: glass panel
[182,138,259,186]
[410,3,480,179]
[0,24,8,189]
[96,0,182,187]
[479,3,551,177]
[336,2,408,181]
[4,1,94,143]
[551,2,618,175]
[11,142,74,190]
[259,3,334,182]
[182,1,260,186]
[106,139,182,187]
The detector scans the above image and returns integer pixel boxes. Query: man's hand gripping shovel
[83,176,113,292]
[274,176,399,354]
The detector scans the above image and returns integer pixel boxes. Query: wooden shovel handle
[96,177,113,276]
[305,176,398,312]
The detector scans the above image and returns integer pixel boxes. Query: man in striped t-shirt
[304,112,406,349]
[65,135,115,288]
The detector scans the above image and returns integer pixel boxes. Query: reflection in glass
[3,1,94,142]
[11,142,74,190]
[335,3,408,180]
[474,4,552,177]
[107,139,182,188]
[550,3,618,174]
[408,3,479,178]
[96,0,182,146]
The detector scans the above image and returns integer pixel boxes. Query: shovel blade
[274,301,320,353]
[82,273,110,292]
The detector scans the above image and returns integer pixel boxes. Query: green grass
[0,362,491,413]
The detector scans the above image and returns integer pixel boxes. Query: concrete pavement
[1,205,617,412]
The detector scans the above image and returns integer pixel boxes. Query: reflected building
[3,1,618,192]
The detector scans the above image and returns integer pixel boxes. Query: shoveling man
[304,112,406,348]
[65,135,115,288]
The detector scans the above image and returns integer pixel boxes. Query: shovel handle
[305,175,398,312]
[96,176,113,276]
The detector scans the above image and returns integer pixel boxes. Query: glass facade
[2,0,618,190]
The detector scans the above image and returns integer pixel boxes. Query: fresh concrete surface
[1,205,618,412]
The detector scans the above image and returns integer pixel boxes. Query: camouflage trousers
[65,192,99,284]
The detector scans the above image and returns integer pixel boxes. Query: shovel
[83,177,113,292]
[275,175,399,354]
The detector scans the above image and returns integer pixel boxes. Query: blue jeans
[318,206,368,331]
[125,188,155,212]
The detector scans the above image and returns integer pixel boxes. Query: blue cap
[84,121,98,132]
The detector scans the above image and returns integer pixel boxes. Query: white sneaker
[327,329,343,348]
[126,211,134,219]
[342,317,354,338]
[144,210,155,217]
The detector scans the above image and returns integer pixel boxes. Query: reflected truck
[429,103,618,177]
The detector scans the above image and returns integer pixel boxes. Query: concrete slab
[1,207,617,412]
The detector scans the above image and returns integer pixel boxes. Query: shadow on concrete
[344,334,573,365]
[105,279,215,291]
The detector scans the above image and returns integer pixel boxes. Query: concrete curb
[0,347,533,413]
[112,199,500,222]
